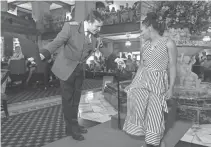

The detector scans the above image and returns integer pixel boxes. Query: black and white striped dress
[123,37,169,146]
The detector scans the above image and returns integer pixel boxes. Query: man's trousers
[60,65,84,133]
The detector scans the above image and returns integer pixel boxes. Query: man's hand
[40,53,45,60]
[97,37,103,48]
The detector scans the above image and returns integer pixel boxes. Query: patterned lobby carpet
[6,79,103,104]
[1,105,100,147]
[1,105,64,147]
[1,81,117,147]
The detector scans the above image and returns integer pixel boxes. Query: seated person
[44,53,58,88]
[25,57,37,86]
[125,55,135,72]
[203,55,211,82]
[9,46,24,61]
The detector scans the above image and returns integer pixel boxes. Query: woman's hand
[165,87,174,100]
[124,85,131,93]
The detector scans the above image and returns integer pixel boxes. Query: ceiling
[6,0,156,12]
[18,2,62,10]
[7,0,74,11]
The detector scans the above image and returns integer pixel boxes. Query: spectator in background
[203,55,211,81]
[192,53,201,77]
[111,7,116,13]
[125,55,134,72]
[125,3,129,10]
[201,51,207,64]
[96,1,106,14]
[106,50,118,72]
[201,51,207,80]
[105,6,110,12]
[120,5,124,12]
[9,45,24,61]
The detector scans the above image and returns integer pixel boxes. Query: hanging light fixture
[125,40,131,47]
[125,33,131,47]
[203,36,211,42]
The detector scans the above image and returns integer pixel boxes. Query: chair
[9,58,26,75]
[8,58,27,86]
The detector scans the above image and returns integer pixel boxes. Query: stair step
[110,113,126,130]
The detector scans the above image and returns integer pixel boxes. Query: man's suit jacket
[40,22,112,81]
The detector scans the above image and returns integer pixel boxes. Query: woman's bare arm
[167,39,178,89]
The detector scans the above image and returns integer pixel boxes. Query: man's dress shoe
[66,131,85,141]
[78,125,88,134]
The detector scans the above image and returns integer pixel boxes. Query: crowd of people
[86,52,139,75]
[51,2,141,31]
[102,2,141,25]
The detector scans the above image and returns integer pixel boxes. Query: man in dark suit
[40,10,112,141]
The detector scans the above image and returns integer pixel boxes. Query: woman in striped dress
[123,12,177,147]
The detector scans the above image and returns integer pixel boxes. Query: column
[139,1,143,57]
[31,1,51,32]
[1,0,8,12]
[75,1,95,22]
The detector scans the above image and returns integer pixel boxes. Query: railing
[103,9,141,25]
[43,9,142,32]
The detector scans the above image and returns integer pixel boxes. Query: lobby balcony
[1,11,37,35]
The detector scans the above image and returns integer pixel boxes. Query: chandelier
[203,36,211,42]
[125,40,131,47]
[125,33,131,47]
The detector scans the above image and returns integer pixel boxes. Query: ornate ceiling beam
[47,1,74,7]
[7,1,28,5]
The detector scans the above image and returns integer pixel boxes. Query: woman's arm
[167,39,178,89]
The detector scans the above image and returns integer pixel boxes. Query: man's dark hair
[96,1,105,9]
[85,10,104,22]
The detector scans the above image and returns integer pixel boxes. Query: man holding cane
[40,10,111,141]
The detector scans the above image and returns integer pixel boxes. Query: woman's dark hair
[85,10,104,23]
[142,12,165,36]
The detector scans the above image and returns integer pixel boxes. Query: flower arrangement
[114,58,126,69]
[155,1,211,35]
[27,57,37,66]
